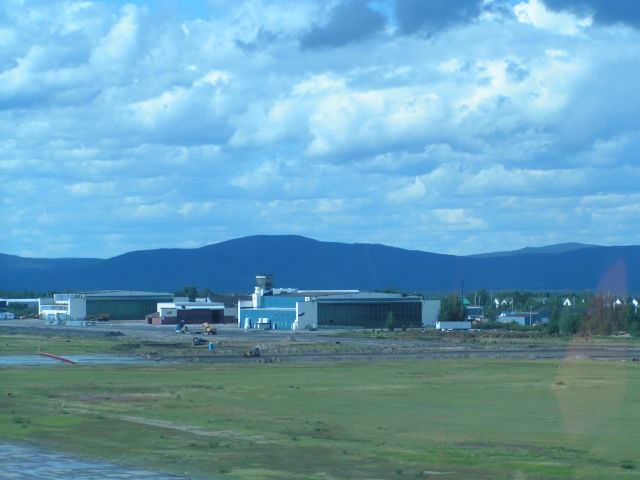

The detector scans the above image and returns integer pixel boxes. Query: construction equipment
[244,346,261,357]
[202,322,217,335]
[175,321,189,333]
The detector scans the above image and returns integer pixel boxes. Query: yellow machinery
[202,322,217,335]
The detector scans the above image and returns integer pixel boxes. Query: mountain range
[1,235,638,293]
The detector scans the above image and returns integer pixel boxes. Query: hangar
[39,291,173,322]
[238,275,439,330]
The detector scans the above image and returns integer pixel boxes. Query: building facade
[238,276,431,330]
[497,311,549,326]
[146,300,225,325]
[40,291,173,322]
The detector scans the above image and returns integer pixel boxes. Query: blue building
[238,275,430,330]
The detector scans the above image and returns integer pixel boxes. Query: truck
[435,321,471,331]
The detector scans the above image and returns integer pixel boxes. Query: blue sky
[1,0,639,258]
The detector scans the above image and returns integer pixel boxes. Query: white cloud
[386,177,426,204]
[437,58,463,75]
[514,0,592,35]
[1,0,639,258]
[194,70,231,87]
[178,202,215,218]
[119,202,172,220]
[293,74,346,95]
[431,209,488,230]
[66,181,116,197]
[230,98,309,147]
[306,87,443,156]
[313,198,346,214]
[230,160,282,190]
[132,87,190,127]
[90,4,140,67]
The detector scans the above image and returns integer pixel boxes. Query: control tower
[255,274,274,295]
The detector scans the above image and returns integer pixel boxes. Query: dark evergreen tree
[439,294,465,321]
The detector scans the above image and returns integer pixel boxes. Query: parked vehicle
[175,321,189,333]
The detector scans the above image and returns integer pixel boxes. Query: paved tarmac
[0,354,156,367]
[3,320,640,363]
[98,322,640,361]
[0,442,188,479]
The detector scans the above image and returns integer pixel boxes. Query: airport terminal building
[238,275,439,330]
[40,291,173,322]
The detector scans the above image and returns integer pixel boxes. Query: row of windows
[86,299,160,320]
[317,302,421,328]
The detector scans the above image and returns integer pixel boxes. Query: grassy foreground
[1,339,640,479]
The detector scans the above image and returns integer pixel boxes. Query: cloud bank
[1,0,639,258]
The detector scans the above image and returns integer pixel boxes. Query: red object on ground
[39,352,78,365]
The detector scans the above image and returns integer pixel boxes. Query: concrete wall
[159,307,177,317]
[237,300,253,327]
[262,296,303,308]
[68,297,86,321]
[240,308,297,329]
[294,301,318,330]
[422,300,441,327]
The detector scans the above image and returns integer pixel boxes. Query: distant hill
[470,242,598,258]
[1,235,639,293]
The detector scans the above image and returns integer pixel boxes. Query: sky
[1,0,639,259]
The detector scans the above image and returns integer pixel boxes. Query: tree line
[438,291,640,336]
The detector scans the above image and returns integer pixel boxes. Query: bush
[385,312,396,331]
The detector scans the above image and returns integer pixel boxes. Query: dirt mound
[0,325,124,338]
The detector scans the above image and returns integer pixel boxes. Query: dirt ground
[2,320,639,364]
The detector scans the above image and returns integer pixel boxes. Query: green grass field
[1,335,640,479]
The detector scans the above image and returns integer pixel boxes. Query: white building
[156,301,224,318]
[39,294,87,323]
